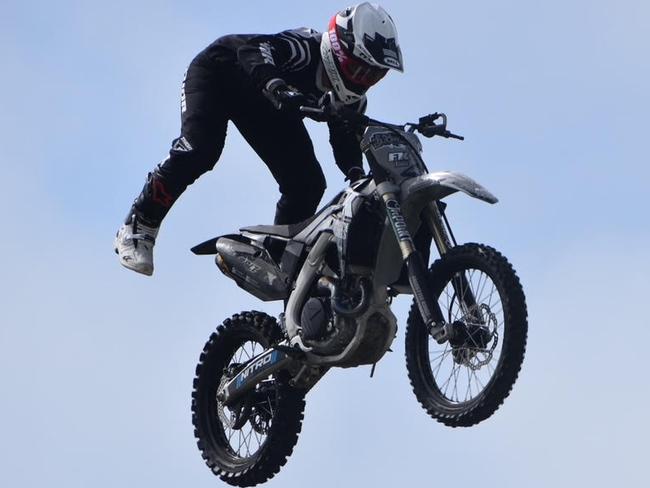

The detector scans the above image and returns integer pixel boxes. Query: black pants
[131,54,326,226]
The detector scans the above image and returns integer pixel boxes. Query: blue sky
[1,1,649,486]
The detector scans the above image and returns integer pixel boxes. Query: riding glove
[264,78,308,113]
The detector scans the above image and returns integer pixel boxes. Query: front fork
[378,186,452,343]
[423,201,477,315]
[423,199,481,324]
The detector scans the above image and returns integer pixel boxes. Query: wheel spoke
[486,283,498,311]
[266,397,274,417]
[471,368,485,390]
[242,428,253,457]
[451,364,461,401]
[473,269,485,302]
[465,366,472,401]
[486,361,495,375]
[429,349,452,363]
[475,271,490,306]
[431,347,452,378]
[440,362,457,396]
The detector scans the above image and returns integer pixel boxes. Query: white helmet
[321,3,404,104]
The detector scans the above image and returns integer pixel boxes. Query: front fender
[401,171,498,206]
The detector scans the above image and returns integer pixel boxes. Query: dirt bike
[190,99,528,486]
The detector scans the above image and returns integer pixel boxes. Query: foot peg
[289,335,314,353]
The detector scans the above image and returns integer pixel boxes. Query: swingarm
[218,346,327,407]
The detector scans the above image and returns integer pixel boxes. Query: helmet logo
[383,57,400,69]
[328,29,346,63]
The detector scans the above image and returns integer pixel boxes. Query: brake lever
[423,128,465,140]
[446,132,465,141]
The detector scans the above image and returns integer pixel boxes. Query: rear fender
[191,234,253,255]
[191,237,220,255]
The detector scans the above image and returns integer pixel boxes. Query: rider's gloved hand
[264,78,308,113]
[346,166,366,184]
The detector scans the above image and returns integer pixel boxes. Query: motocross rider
[115,3,404,275]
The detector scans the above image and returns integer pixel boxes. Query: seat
[240,215,317,239]
[240,190,345,239]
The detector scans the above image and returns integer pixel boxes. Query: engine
[298,276,397,368]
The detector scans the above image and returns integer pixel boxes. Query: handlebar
[299,105,369,125]
[299,101,464,141]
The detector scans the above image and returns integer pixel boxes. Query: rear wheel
[192,311,305,486]
[405,243,528,427]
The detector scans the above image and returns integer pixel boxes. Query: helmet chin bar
[320,32,365,105]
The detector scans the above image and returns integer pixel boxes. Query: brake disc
[452,304,499,370]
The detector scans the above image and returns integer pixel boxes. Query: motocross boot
[114,213,159,276]
[114,167,180,275]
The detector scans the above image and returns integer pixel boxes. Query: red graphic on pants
[152,179,174,207]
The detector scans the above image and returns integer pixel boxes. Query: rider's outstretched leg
[115,55,229,275]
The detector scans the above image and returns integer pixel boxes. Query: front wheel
[405,243,528,427]
[192,311,306,486]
